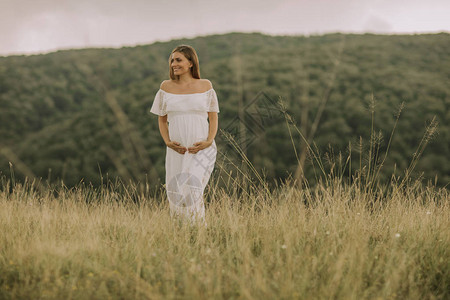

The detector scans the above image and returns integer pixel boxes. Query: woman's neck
[174,74,196,86]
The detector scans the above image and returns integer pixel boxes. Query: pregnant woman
[150,45,219,226]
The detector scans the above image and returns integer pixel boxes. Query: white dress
[150,88,220,225]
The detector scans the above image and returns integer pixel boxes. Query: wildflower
[395,233,401,238]
[426,211,431,215]
[281,244,287,249]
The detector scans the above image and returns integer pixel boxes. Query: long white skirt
[165,111,216,225]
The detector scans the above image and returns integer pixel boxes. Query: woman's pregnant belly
[168,113,209,147]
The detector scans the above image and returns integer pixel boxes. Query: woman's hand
[188,140,212,154]
[166,141,187,154]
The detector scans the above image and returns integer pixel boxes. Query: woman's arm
[157,115,170,145]
[206,112,218,143]
[158,115,187,154]
[188,112,218,154]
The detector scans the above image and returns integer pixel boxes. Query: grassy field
[0,173,448,299]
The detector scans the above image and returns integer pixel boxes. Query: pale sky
[1,0,449,56]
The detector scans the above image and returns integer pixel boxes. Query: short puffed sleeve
[150,89,167,116]
[208,89,220,113]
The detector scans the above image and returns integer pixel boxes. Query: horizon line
[2,29,448,58]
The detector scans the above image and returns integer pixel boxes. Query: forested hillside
[0,32,448,188]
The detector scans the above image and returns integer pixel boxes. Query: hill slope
[0,32,448,187]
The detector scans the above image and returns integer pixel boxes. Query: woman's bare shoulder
[160,80,171,89]
[200,79,213,89]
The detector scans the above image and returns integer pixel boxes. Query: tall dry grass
[0,168,448,299]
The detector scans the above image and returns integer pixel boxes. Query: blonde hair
[169,45,201,80]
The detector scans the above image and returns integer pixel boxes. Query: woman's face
[171,52,192,76]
